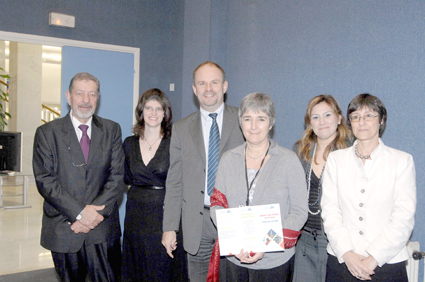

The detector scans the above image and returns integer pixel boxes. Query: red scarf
[207,188,228,282]
[206,188,301,282]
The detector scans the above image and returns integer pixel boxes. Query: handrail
[41,104,61,124]
[42,104,60,117]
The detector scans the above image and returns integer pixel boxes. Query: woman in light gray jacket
[209,92,307,282]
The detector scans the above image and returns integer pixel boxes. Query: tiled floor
[0,175,54,275]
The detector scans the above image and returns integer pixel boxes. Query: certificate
[215,204,284,256]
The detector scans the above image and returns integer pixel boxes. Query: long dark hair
[133,88,172,138]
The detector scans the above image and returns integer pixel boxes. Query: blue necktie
[79,124,90,163]
[207,113,220,196]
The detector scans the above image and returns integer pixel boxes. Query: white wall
[41,62,61,106]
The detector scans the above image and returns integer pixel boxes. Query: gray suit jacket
[163,104,244,255]
[32,113,124,253]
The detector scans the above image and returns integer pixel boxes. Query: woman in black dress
[122,88,187,281]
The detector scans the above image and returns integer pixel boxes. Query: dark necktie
[207,113,220,196]
[79,124,90,163]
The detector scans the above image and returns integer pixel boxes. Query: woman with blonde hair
[293,94,352,282]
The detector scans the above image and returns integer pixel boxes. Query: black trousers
[326,254,408,282]
[225,255,295,282]
[52,238,121,282]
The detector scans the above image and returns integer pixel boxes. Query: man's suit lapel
[220,104,239,154]
[190,111,206,165]
[62,113,86,165]
[190,105,239,163]
[61,113,102,165]
[88,115,103,164]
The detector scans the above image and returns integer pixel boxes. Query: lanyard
[244,142,270,206]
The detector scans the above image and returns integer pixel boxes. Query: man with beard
[162,61,244,281]
[33,72,124,282]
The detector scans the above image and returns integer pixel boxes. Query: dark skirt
[122,186,188,282]
[326,254,408,282]
[225,255,295,282]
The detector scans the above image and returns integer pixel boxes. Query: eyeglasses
[144,106,164,112]
[73,91,99,98]
[350,114,379,122]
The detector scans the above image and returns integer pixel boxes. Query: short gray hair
[238,92,276,127]
[68,72,100,94]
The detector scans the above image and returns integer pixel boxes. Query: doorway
[0,30,140,174]
[1,41,61,125]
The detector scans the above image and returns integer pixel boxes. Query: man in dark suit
[33,72,124,282]
[162,61,244,281]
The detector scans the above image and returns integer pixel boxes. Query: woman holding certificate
[321,94,416,281]
[210,92,308,281]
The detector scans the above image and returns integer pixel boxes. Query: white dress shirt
[200,103,224,206]
[321,139,416,266]
[69,111,93,219]
[70,111,93,141]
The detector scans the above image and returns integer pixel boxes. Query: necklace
[246,146,268,159]
[244,142,270,206]
[354,145,371,159]
[306,144,325,215]
[143,136,161,151]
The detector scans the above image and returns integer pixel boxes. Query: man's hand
[79,205,105,229]
[70,221,91,234]
[162,231,177,258]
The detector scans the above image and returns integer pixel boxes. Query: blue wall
[0,0,185,128]
[182,0,425,280]
[1,0,425,280]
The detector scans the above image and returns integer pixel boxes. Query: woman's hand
[235,249,265,264]
[361,256,378,272]
[342,251,375,280]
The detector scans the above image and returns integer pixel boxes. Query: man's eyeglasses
[349,114,379,123]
